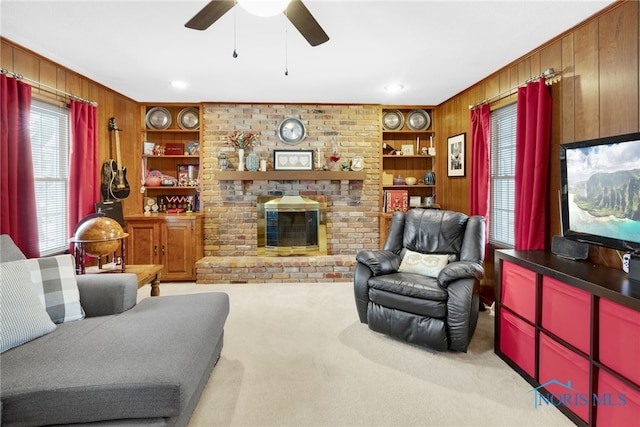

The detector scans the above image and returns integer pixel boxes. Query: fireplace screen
[258,195,326,256]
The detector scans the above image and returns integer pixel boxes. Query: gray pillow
[1,260,56,353]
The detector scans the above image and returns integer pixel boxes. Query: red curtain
[68,100,99,239]
[469,104,491,241]
[515,78,552,250]
[0,74,40,258]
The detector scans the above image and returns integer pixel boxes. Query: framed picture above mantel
[273,150,314,171]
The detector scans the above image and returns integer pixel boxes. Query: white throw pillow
[1,260,57,353]
[23,254,85,323]
[398,250,449,277]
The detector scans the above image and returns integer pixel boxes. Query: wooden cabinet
[379,106,437,246]
[495,250,640,427]
[141,104,202,213]
[125,214,203,281]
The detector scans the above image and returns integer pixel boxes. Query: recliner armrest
[437,261,484,289]
[355,250,401,276]
[76,273,138,317]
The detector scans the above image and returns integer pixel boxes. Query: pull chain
[232,2,238,58]
[284,8,289,76]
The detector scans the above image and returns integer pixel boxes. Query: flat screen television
[560,132,640,253]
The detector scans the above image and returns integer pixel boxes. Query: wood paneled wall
[2,1,638,283]
[434,0,639,286]
[1,37,140,217]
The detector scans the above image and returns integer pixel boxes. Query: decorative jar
[246,152,260,172]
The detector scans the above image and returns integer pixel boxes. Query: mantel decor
[213,170,366,181]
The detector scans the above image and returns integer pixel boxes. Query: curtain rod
[469,68,558,110]
[1,67,98,106]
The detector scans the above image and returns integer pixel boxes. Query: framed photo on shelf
[401,144,414,155]
[177,164,199,182]
[447,133,466,177]
[273,150,314,171]
[185,141,199,156]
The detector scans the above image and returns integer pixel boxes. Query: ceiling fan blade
[285,0,329,47]
[185,0,235,30]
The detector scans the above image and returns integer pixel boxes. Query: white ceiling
[1,0,614,105]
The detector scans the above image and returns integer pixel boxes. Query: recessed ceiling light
[171,80,189,89]
[384,84,404,93]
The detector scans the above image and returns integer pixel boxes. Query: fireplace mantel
[213,171,366,181]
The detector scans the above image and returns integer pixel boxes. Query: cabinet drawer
[499,308,535,378]
[599,298,640,386]
[541,276,590,354]
[596,369,640,427]
[539,332,590,422]
[501,261,536,323]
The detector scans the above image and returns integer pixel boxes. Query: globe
[71,216,128,257]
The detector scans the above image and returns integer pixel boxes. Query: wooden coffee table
[125,264,163,297]
[84,263,163,297]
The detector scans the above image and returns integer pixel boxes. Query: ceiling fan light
[237,0,290,17]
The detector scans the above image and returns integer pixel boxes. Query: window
[30,100,70,256]
[490,103,517,247]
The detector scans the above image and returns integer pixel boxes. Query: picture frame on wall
[273,150,314,171]
[447,133,466,177]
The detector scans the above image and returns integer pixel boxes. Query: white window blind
[490,103,517,247]
[30,99,70,256]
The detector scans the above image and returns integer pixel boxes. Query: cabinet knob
[154,245,158,256]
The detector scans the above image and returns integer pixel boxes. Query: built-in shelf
[213,170,367,181]
[144,186,198,191]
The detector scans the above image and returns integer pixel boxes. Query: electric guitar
[101,117,130,200]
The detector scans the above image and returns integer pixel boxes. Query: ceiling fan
[185,0,329,47]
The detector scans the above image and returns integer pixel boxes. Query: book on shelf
[384,190,409,213]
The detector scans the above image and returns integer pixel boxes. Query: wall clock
[278,117,306,145]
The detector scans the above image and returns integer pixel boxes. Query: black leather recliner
[354,209,486,352]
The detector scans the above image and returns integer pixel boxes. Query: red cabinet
[495,250,640,427]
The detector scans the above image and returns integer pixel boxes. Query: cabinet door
[161,220,194,280]
[126,221,161,265]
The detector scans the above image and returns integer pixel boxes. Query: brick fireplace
[195,103,381,283]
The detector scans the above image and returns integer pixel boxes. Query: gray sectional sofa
[0,235,229,426]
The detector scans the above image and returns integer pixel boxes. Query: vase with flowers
[225,130,257,171]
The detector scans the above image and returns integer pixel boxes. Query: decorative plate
[382,109,404,131]
[277,117,306,145]
[177,107,199,130]
[406,109,431,131]
[145,107,172,130]
[350,156,364,171]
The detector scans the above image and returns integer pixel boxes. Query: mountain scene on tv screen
[573,169,640,221]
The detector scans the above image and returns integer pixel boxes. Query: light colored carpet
[138,282,571,427]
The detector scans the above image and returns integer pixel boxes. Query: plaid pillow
[24,255,85,323]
